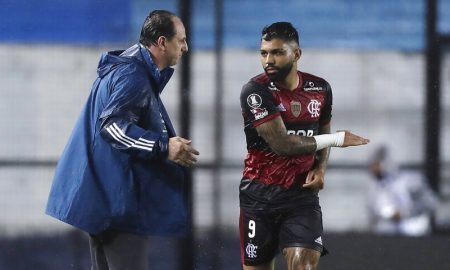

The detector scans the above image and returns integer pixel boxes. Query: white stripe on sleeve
[105,123,155,152]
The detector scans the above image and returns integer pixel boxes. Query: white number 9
[248,220,256,238]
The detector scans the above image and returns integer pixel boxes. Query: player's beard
[265,61,293,82]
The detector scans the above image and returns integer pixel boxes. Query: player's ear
[294,48,302,61]
[156,36,167,51]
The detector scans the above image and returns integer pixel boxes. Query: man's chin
[266,72,281,82]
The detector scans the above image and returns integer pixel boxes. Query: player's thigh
[243,259,274,270]
[279,206,325,255]
[282,247,320,270]
[240,209,278,267]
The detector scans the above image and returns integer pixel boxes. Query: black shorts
[239,205,326,266]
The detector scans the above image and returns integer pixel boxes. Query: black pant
[88,230,149,270]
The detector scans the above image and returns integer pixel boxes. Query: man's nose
[183,41,188,53]
[264,53,274,65]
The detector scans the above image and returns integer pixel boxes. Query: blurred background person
[367,145,439,236]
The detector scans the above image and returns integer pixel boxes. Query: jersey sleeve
[319,81,333,124]
[99,70,168,160]
[240,81,280,127]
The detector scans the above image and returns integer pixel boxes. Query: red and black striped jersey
[240,71,332,188]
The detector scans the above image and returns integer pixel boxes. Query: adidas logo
[314,236,322,245]
[276,103,286,111]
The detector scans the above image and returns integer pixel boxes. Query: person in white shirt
[367,146,439,236]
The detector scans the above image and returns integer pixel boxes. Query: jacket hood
[96,44,174,93]
[97,50,132,78]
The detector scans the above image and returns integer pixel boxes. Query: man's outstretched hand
[340,130,370,147]
[168,137,200,167]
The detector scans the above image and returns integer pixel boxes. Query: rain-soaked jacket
[46,44,188,236]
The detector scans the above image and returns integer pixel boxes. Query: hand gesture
[339,130,370,147]
[168,137,200,167]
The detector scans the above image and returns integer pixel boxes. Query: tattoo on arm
[315,123,331,171]
[255,116,316,156]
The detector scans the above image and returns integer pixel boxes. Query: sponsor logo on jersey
[276,103,286,111]
[247,93,262,108]
[314,236,323,245]
[254,109,268,120]
[250,107,265,114]
[307,100,321,118]
[290,101,301,117]
[304,81,323,91]
[287,129,314,136]
[268,82,279,91]
[246,243,258,258]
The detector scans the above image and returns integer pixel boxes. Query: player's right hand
[339,130,370,147]
[168,136,200,167]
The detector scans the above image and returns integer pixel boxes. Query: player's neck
[147,46,168,71]
[278,70,299,91]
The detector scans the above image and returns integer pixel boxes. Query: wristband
[313,132,345,151]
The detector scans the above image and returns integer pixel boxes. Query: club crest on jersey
[290,101,301,117]
[246,243,258,258]
[304,81,323,91]
[247,94,262,108]
[308,99,321,118]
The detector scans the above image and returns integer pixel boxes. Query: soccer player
[239,22,369,270]
[46,10,199,270]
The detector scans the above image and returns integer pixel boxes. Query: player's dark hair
[261,22,299,46]
[139,10,177,46]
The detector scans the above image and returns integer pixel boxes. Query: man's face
[165,17,188,66]
[369,161,384,180]
[260,38,298,82]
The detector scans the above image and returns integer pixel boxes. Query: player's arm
[302,122,331,189]
[255,116,316,155]
[99,71,198,166]
[255,116,369,156]
[314,122,331,171]
[98,72,167,160]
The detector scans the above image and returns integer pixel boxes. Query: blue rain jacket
[46,44,188,236]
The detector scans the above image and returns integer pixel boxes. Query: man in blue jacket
[46,10,199,270]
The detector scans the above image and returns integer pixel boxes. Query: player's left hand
[302,169,325,190]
